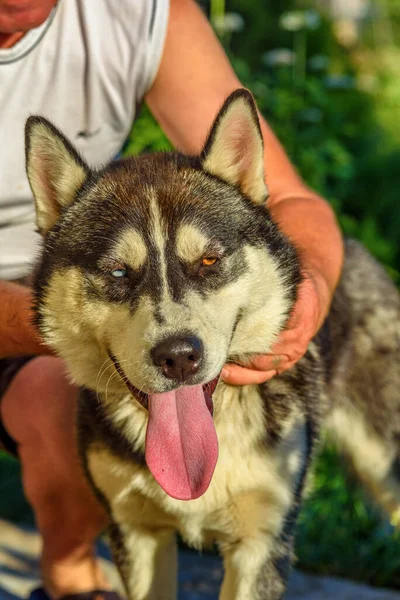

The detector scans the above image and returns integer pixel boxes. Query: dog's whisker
[96,357,111,382]
[96,359,114,388]
[104,370,120,405]
[96,358,116,403]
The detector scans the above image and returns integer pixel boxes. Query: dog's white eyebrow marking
[148,188,169,297]
[176,224,210,263]
[113,229,147,270]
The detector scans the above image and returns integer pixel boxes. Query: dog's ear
[201,89,268,205]
[25,116,89,235]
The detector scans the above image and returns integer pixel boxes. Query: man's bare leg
[1,356,110,599]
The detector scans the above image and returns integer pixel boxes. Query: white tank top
[0,0,168,280]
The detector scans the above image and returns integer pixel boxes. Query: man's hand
[222,271,329,385]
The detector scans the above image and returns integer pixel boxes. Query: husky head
[26,90,300,500]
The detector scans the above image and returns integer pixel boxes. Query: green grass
[296,444,400,588]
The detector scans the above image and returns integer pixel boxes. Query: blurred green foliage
[296,444,400,588]
[2,0,400,591]
[0,452,33,524]
[231,58,400,275]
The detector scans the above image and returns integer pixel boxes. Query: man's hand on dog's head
[221,273,329,385]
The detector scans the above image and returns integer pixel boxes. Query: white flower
[212,12,245,34]
[279,9,321,31]
[262,48,295,67]
[280,11,305,32]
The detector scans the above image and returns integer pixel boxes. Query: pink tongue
[145,385,218,500]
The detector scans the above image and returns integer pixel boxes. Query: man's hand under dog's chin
[221,272,331,385]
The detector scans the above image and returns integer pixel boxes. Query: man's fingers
[243,354,290,372]
[221,353,301,385]
[221,364,277,386]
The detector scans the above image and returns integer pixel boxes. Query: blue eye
[111,268,127,278]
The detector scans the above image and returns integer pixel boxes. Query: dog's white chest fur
[88,384,303,549]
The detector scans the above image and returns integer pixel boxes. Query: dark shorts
[0,356,35,457]
[0,277,35,457]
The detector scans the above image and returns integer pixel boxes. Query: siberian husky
[25,89,400,599]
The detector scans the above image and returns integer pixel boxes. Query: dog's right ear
[201,89,268,205]
[25,116,89,235]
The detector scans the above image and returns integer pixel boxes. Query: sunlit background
[1,0,400,591]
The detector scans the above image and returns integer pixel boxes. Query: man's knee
[1,355,77,446]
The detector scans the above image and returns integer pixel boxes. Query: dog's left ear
[201,89,268,205]
[25,116,90,235]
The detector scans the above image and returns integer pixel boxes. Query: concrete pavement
[1,519,399,600]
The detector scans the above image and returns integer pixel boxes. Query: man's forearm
[256,115,344,326]
[268,194,344,327]
[0,281,47,357]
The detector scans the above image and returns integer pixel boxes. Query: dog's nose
[151,336,203,382]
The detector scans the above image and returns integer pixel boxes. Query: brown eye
[201,257,218,267]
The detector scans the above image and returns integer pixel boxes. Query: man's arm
[0,281,46,357]
[146,0,344,383]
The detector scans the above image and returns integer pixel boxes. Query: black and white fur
[25,90,400,599]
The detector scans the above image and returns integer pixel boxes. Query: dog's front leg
[219,532,293,600]
[108,520,177,600]
[217,416,313,599]
[85,446,178,600]
[217,491,296,600]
